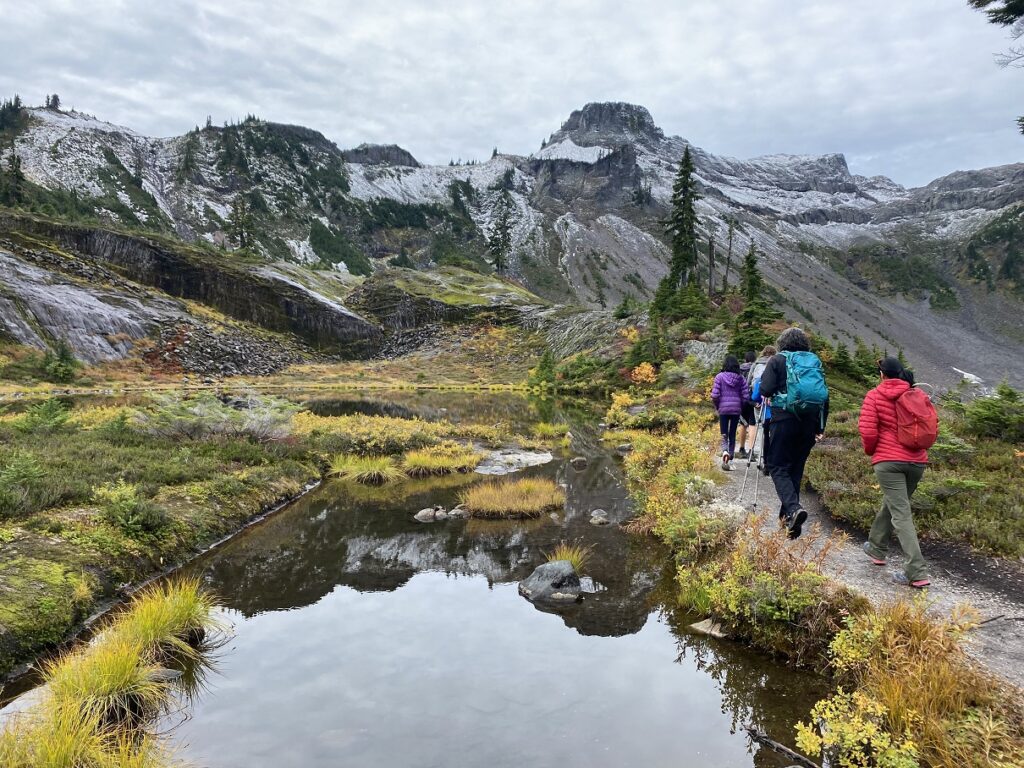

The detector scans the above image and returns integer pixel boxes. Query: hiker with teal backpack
[757,328,829,539]
[859,357,938,589]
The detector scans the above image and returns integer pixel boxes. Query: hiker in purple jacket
[711,354,751,471]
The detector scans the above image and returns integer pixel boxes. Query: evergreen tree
[487,191,513,273]
[529,348,557,390]
[649,277,676,319]
[48,93,60,110]
[729,244,781,355]
[2,150,24,204]
[0,95,26,134]
[833,342,854,375]
[613,295,636,319]
[707,232,716,297]
[722,216,736,292]
[227,195,253,249]
[969,1,1024,132]
[741,242,765,302]
[663,146,700,290]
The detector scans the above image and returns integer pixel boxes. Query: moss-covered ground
[0,391,546,678]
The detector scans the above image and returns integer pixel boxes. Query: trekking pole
[736,404,762,502]
[751,407,764,515]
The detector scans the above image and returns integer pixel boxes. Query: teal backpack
[773,351,829,419]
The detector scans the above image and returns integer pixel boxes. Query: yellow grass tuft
[329,454,406,485]
[402,441,483,477]
[0,577,219,767]
[460,476,565,519]
[545,540,593,574]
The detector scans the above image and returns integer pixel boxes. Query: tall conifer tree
[663,146,700,289]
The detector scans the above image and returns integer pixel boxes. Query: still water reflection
[166,396,823,767]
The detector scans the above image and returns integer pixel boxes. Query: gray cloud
[2,0,1021,185]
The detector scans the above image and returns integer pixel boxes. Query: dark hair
[878,356,916,386]
[722,355,741,374]
[776,327,810,352]
[744,351,756,363]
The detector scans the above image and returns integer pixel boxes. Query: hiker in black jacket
[758,328,829,538]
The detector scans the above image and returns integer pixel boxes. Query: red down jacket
[858,378,928,465]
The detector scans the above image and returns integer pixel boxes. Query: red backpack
[895,386,938,450]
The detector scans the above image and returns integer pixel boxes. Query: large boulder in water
[518,561,581,603]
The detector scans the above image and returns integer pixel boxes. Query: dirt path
[717,455,1024,690]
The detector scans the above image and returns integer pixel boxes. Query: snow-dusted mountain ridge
[5,100,1024,386]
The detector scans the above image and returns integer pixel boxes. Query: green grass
[532,421,570,439]
[461,476,565,519]
[329,454,406,485]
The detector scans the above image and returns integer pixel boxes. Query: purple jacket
[711,371,751,416]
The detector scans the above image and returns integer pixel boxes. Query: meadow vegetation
[460,476,565,518]
[0,391,542,676]
[0,578,220,768]
[610,365,1024,767]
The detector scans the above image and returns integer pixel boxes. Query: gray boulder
[518,561,581,603]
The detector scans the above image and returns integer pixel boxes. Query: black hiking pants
[719,414,740,458]
[764,415,818,519]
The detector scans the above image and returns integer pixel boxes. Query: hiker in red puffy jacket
[858,357,930,588]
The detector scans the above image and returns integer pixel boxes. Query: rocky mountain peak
[553,102,665,147]
[342,143,421,168]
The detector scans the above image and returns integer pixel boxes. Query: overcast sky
[3,0,1022,186]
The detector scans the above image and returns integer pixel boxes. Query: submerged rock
[518,561,581,603]
[590,509,610,526]
[689,619,727,639]
[569,456,588,471]
[475,448,554,476]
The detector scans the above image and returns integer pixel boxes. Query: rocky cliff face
[4,101,1024,385]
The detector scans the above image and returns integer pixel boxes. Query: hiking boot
[862,541,886,566]
[736,448,748,460]
[891,571,931,589]
[721,452,731,471]
[787,507,808,539]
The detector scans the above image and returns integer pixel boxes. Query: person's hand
[815,432,825,442]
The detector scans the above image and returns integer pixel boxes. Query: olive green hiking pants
[865,461,928,581]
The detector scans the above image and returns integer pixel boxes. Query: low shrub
[92,479,168,537]
[134,392,299,442]
[797,599,1024,767]
[329,454,405,485]
[679,520,865,666]
[0,449,47,517]
[461,476,565,518]
[963,382,1024,443]
[13,398,70,434]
